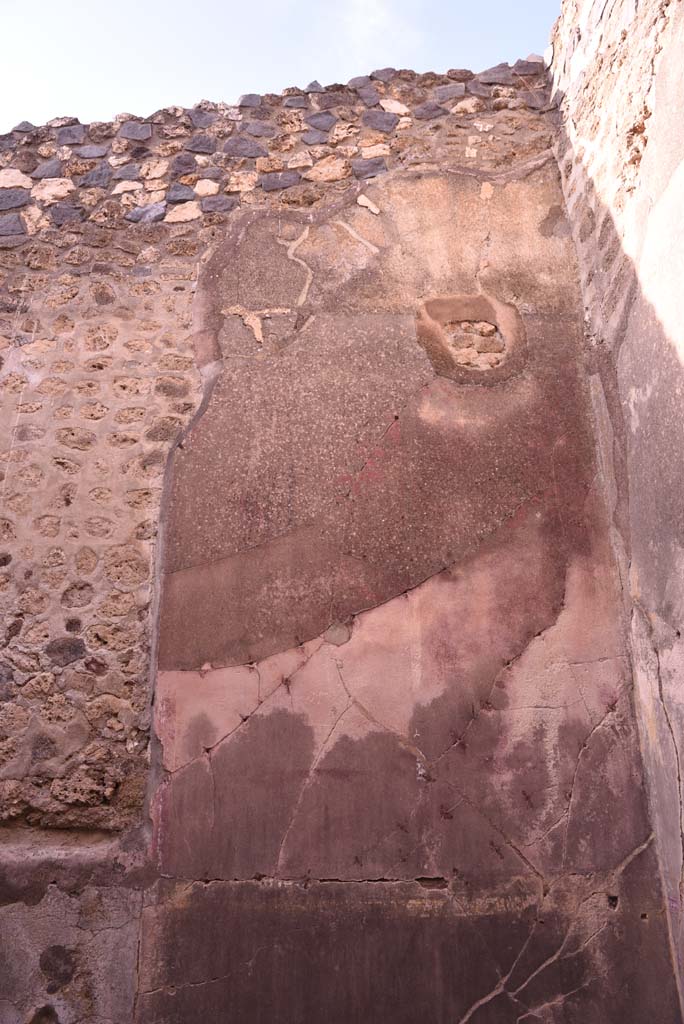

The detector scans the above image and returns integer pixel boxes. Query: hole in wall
[444,319,507,370]
[28,1008,60,1024]
[415,291,526,383]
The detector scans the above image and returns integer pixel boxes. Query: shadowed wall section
[551,0,684,994]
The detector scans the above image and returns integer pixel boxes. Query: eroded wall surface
[551,0,684,982]
[0,54,680,1023]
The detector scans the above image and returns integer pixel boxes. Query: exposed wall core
[0,40,682,1023]
[416,291,524,376]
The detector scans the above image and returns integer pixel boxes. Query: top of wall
[0,59,551,246]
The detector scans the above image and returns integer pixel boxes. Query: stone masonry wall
[550,0,684,986]
[0,61,551,832]
[0,40,682,1023]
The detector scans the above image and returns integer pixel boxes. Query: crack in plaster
[274,697,354,876]
[334,660,428,766]
[429,572,569,771]
[475,224,492,292]
[454,903,547,1024]
[199,644,323,759]
[455,838,654,1024]
[510,917,607,1003]
[561,701,619,870]
[445,780,547,889]
[515,981,591,1022]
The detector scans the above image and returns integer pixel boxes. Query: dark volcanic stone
[238,94,261,108]
[223,136,267,158]
[301,129,328,145]
[13,151,38,174]
[171,153,197,175]
[0,188,29,211]
[0,213,25,236]
[348,75,371,89]
[189,108,217,128]
[351,157,387,179]
[125,201,167,223]
[75,145,108,158]
[45,637,86,666]
[477,63,515,86]
[466,81,492,98]
[259,171,301,192]
[113,163,141,180]
[514,59,545,75]
[283,95,308,108]
[0,134,13,152]
[243,122,277,138]
[305,111,336,131]
[120,121,152,141]
[519,90,548,110]
[200,195,238,213]
[50,203,84,226]
[413,101,448,119]
[56,124,86,145]
[357,85,381,107]
[434,83,466,103]
[305,80,324,93]
[186,134,217,154]
[30,156,62,179]
[196,166,222,180]
[168,183,195,203]
[13,121,35,133]
[370,67,397,82]
[78,163,112,187]
[316,91,349,110]
[362,110,399,133]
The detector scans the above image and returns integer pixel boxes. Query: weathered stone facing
[0,228,204,831]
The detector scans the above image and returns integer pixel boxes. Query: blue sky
[1,0,559,132]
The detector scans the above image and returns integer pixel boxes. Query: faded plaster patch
[276,226,313,306]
